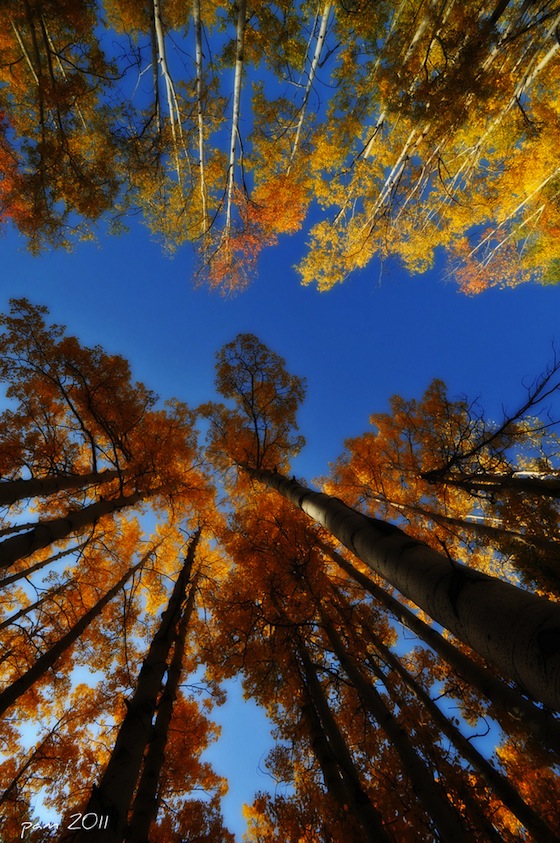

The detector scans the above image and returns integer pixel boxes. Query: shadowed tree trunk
[249,468,560,711]
[361,620,560,842]
[296,639,391,843]
[0,582,67,631]
[424,471,560,499]
[125,570,200,843]
[0,490,146,569]
[318,610,471,843]
[320,541,560,756]
[374,494,560,558]
[72,529,201,843]
[0,541,89,590]
[0,467,121,508]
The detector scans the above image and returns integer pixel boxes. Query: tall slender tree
[70,529,202,843]
[205,334,560,712]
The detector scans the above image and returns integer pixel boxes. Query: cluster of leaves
[326,372,560,597]
[2,1,560,291]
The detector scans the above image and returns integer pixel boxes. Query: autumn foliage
[0,306,559,839]
[1,1,559,291]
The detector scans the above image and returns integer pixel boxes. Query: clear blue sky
[4,210,560,838]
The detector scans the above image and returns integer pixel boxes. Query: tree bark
[288,2,332,170]
[0,541,88,590]
[152,0,184,182]
[0,490,145,570]
[224,0,247,235]
[0,468,121,508]
[321,540,560,756]
[297,640,391,843]
[377,494,560,558]
[431,471,560,499]
[193,0,208,237]
[73,529,201,843]
[125,571,199,843]
[0,582,66,631]
[364,623,560,843]
[250,469,560,711]
[318,611,471,843]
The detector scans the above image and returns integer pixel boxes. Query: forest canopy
[0,301,559,841]
[2,0,560,841]
[1,0,560,291]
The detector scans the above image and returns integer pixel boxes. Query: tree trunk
[249,469,560,711]
[321,541,560,757]
[299,699,357,837]
[364,623,560,843]
[297,640,391,843]
[432,471,560,499]
[0,490,145,570]
[0,468,121,508]
[0,541,88,590]
[0,544,157,717]
[224,0,246,235]
[125,572,199,843]
[417,503,559,554]
[0,730,53,808]
[152,0,184,182]
[288,2,332,169]
[318,611,471,843]
[73,529,201,843]
[193,0,208,237]
[0,582,67,631]
[378,495,560,558]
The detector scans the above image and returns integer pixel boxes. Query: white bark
[225,0,247,236]
[152,0,185,182]
[193,0,208,236]
[288,2,332,170]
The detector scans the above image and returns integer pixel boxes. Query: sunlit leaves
[2,1,559,290]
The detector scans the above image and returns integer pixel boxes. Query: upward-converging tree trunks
[322,543,560,755]
[250,468,560,711]
[71,529,201,843]
[3,315,560,839]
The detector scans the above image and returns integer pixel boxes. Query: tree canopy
[2,1,560,840]
[1,301,559,841]
[2,0,560,291]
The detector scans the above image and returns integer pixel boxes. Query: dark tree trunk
[297,640,391,843]
[363,623,560,843]
[322,541,560,757]
[0,468,121,508]
[425,471,560,499]
[0,545,156,717]
[0,541,88,590]
[250,469,560,712]
[125,572,199,843]
[318,611,471,843]
[72,529,201,843]
[0,490,145,569]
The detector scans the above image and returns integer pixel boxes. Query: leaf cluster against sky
[2,0,560,291]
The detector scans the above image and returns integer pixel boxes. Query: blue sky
[4,206,560,838]
[5,215,559,486]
